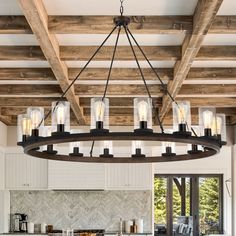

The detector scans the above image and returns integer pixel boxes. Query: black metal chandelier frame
[18,1,226,163]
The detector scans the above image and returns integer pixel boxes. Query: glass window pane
[199,177,220,235]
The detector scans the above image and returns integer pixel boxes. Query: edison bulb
[31,109,42,129]
[177,104,188,123]
[22,117,31,136]
[94,100,105,122]
[56,103,65,124]
[212,116,222,135]
[137,100,148,121]
[203,110,213,129]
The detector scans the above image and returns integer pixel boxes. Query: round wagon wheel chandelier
[17,0,227,163]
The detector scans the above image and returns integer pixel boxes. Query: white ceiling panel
[192,61,236,68]
[56,34,185,46]
[66,60,175,68]
[217,0,236,15]
[0,61,50,68]
[0,0,22,15]
[43,0,198,16]
[202,34,236,45]
[0,35,39,45]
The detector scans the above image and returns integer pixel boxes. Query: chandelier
[17,1,226,163]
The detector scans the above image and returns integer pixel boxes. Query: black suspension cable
[126,27,176,104]
[38,26,118,128]
[126,27,195,134]
[90,26,121,157]
[103,26,121,100]
[124,26,164,133]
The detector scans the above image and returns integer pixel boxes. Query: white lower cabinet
[5,153,48,190]
[48,161,105,189]
[106,163,152,190]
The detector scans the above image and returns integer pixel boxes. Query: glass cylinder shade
[199,107,216,136]
[212,113,226,142]
[172,101,191,132]
[99,140,113,157]
[17,114,31,142]
[27,107,44,136]
[100,141,113,154]
[132,140,145,157]
[134,98,152,130]
[70,129,83,156]
[52,101,70,133]
[161,130,176,156]
[91,98,109,130]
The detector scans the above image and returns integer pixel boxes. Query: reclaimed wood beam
[2,67,236,83]
[178,97,236,107]
[160,0,223,120]
[18,0,85,124]
[2,45,236,61]
[209,16,236,34]
[0,115,12,125]
[0,84,235,97]
[2,15,236,34]
[0,85,62,96]
[48,15,193,34]
[0,97,63,106]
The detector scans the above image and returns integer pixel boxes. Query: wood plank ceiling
[0,0,236,126]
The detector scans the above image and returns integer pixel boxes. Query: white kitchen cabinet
[0,151,4,190]
[106,163,152,190]
[48,161,105,189]
[5,153,48,190]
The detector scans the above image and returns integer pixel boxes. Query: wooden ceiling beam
[1,45,236,61]
[2,67,236,83]
[160,0,223,120]
[0,115,12,125]
[179,84,236,96]
[18,0,85,124]
[209,16,236,33]
[177,97,236,107]
[0,84,234,97]
[60,46,180,61]
[0,85,62,96]
[0,68,55,81]
[79,97,162,107]
[0,97,63,106]
[187,68,236,80]
[68,68,173,81]
[48,15,192,34]
[1,15,236,34]
[0,16,32,34]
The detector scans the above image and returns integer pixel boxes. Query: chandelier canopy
[17,1,226,163]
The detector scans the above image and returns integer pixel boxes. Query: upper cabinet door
[5,153,48,190]
[105,163,152,190]
[48,161,105,190]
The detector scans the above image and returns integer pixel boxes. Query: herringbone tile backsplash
[10,191,151,231]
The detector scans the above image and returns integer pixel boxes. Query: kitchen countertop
[105,232,152,235]
[2,232,152,235]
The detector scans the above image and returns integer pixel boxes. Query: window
[154,174,223,236]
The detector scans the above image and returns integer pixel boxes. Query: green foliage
[154,176,220,234]
[154,178,166,224]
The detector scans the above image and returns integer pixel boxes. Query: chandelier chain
[120,0,124,16]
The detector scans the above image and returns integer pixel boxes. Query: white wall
[233,144,236,236]
[0,122,7,147]
[153,146,232,235]
[0,191,10,233]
